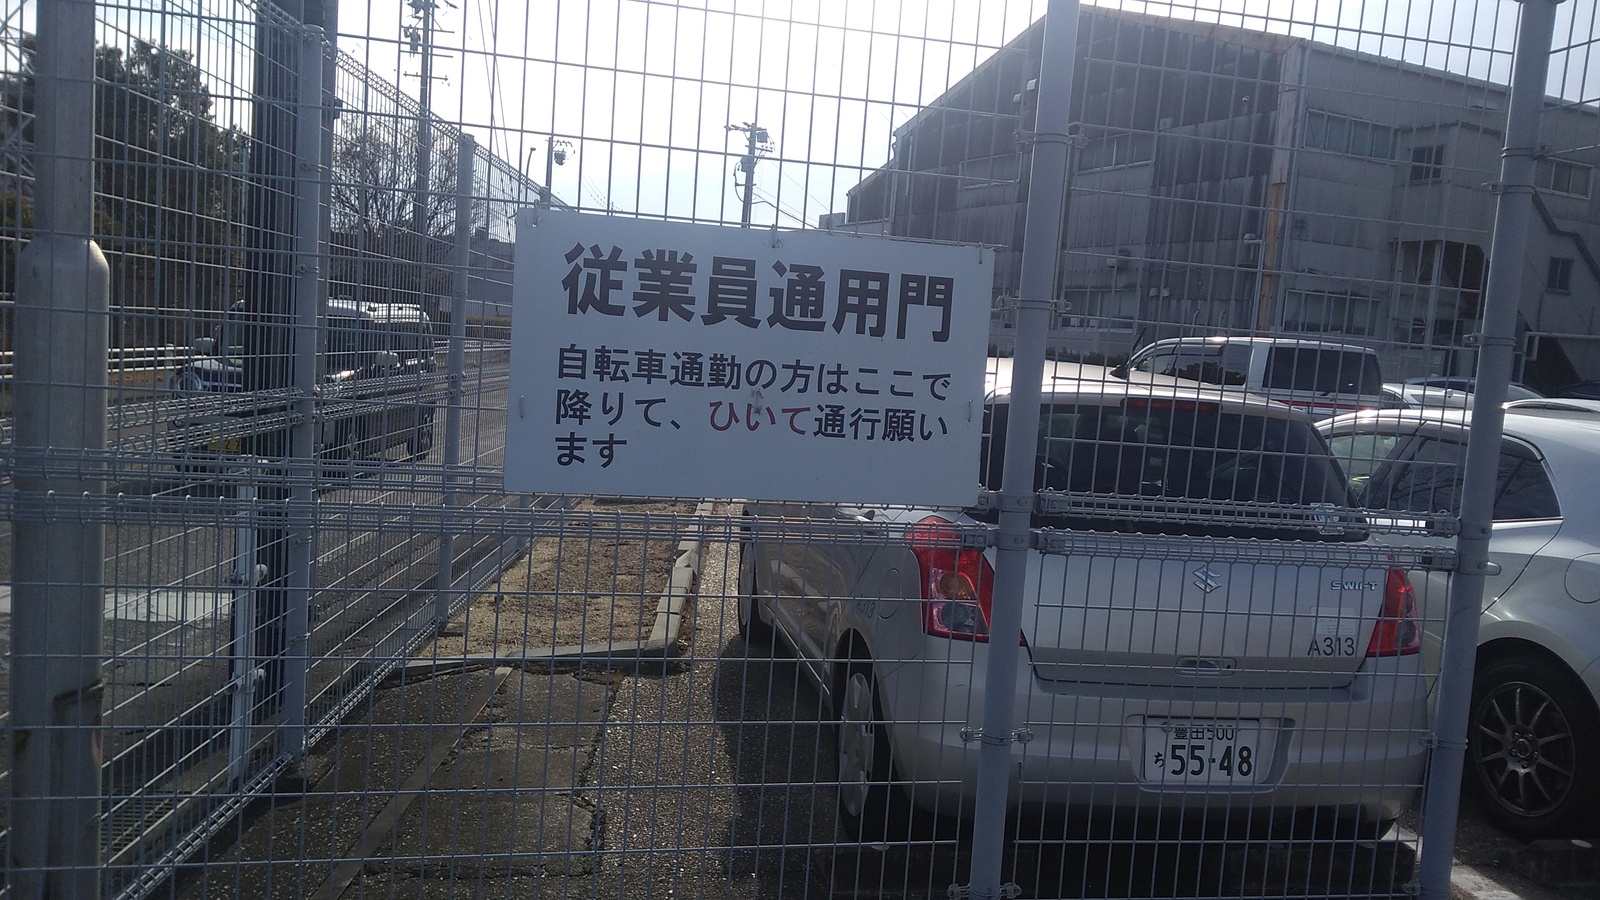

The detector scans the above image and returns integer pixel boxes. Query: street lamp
[528,138,572,209]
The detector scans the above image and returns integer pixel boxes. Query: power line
[753,187,808,228]
[778,166,834,218]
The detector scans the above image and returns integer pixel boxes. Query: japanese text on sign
[547,343,954,469]
[563,244,955,342]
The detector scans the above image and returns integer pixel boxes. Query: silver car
[741,361,1430,840]
[1320,403,1600,840]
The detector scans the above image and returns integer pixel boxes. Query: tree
[328,117,480,318]
[94,39,246,344]
[0,34,247,345]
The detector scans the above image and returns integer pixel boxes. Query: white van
[1115,336,1387,419]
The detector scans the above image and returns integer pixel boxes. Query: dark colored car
[169,298,440,468]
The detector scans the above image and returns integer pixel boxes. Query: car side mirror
[374,350,402,369]
[1110,363,1130,380]
[192,336,216,355]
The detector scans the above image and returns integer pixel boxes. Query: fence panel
[5,0,1597,897]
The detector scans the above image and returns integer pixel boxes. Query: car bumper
[876,645,1429,825]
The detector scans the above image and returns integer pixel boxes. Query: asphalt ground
[171,513,1600,900]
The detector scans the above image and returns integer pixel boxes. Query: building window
[958,154,1021,189]
[1282,290,1380,336]
[1548,257,1574,293]
[1410,145,1445,182]
[1078,132,1155,172]
[1536,159,1593,198]
[1304,110,1396,159]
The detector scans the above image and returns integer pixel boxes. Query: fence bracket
[959,726,1034,746]
[948,883,1023,899]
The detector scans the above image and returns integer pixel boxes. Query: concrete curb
[1451,863,1530,900]
[1389,824,1578,900]
[396,499,714,679]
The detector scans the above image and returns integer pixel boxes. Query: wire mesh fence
[3,0,1599,897]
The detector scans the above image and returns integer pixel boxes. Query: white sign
[506,210,992,505]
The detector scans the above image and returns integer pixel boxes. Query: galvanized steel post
[1415,1,1563,898]
[436,135,475,622]
[228,477,263,786]
[282,25,327,762]
[9,0,110,894]
[964,2,1080,898]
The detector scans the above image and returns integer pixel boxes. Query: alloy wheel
[1472,679,1577,819]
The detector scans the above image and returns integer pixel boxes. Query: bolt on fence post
[8,0,111,895]
[435,135,475,624]
[281,24,327,763]
[1415,1,1562,897]
[963,2,1080,898]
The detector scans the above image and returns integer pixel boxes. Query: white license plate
[1142,719,1273,785]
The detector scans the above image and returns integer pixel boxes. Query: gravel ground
[421,498,694,658]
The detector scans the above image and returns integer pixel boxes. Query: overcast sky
[6,0,1594,228]
[334,0,1591,228]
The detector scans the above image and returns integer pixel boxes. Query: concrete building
[843,9,1600,388]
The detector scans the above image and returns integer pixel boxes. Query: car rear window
[1363,436,1560,521]
[980,398,1359,538]
[1263,348,1383,395]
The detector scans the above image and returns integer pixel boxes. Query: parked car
[1380,382,1467,410]
[1113,335,1387,419]
[169,298,440,468]
[1408,371,1542,398]
[1318,405,1600,839]
[1550,380,1600,400]
[741,360,1429,841]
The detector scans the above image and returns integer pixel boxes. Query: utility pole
[406,0,447,311]
[725,121,771,227]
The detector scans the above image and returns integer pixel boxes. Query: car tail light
[1366,567,1421,657]
[908,516,996,642]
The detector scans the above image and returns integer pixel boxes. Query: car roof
[1137,335,1378,355]
[985,358,1308,421]
[327,297,431,324]
[1318,405,1600,461]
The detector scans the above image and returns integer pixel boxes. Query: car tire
[736,542,774,651]
[835,658,906,842]
[1466,655,1600,840]
[407,421,434,460]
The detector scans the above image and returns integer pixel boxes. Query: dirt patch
[423,498,695,659]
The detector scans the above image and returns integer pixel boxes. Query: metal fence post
[435,135,475,623]
[964,2,1079,898]
[229,476,264,786]
[8,0,110,895]
[1416,1,1562,897]
[281,25,327,763]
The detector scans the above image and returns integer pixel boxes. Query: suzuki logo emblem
[1192,564,1224,594]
